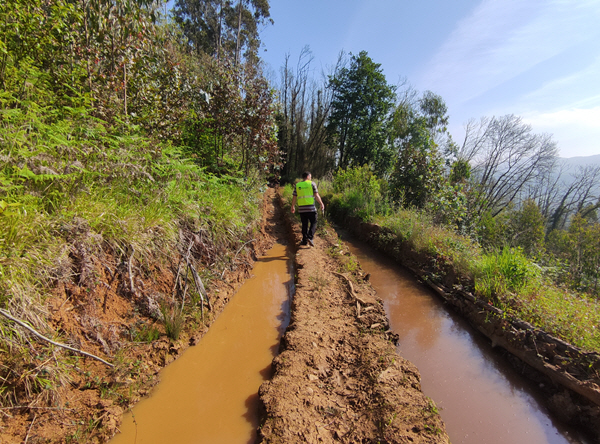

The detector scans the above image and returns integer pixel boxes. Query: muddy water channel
[110,242,293,444]
[344,237,589,444]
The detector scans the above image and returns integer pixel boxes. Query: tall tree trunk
[123,63,127,116]
[216,0,224,62]
[83,0,93,99]
[235,0,243,65]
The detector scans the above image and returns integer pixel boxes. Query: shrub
[329,165,390,221]
[475,247,541,303]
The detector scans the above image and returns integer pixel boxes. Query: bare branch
[0,309,114,368]
[463,115,558,216]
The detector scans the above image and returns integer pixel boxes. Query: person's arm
[291,194,297,213]
[314,192,325,212]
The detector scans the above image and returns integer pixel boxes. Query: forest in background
[0,0,599,437]
[275,48,600,301]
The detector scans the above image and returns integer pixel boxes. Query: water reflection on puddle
[110,243,292,444]
[345,237,588,444]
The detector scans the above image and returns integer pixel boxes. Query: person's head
[302,171,311,180]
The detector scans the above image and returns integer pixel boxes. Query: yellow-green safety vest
[296,180,315,206]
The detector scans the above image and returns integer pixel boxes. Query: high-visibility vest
[296,180,315,206]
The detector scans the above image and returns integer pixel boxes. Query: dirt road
[258,190,449,443]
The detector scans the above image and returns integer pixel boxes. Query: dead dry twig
[232,239,255,269]
[332,272,369,306]
[127,248,136,295]
[187,261,211,312]
[0,309,114,368]
[24,413,36,443]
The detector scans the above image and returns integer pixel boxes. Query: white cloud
[524,107,600,129]
[427,0,600,157]
[418,0,600,104]
[517,56,600,111]
[522,108,600,157]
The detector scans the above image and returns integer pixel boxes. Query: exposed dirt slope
[1,188,448,443]
[258,195,449,444]
[0,194,276,443]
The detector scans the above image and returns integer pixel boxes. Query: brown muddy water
[344,237,591,444]
[110,242,293,444]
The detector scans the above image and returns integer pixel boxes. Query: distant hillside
[559,154,600,172]
[553,154,600,193]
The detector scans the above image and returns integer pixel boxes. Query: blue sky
[258,0,600,158]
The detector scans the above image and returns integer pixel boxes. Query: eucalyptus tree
[419,90,450,144]
[388,89,455,211]
[172,0,220,56]
[238,61,279,176]
[327,51,396,174]
[278,48,336,180]
[389,116,445,208]
[0,0,161,112]
[230,0,272,65]
[172,0,272,64]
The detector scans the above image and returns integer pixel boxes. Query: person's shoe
[307,239,314,247]
[300,241,308,246]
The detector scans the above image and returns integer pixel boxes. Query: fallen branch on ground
[188,261,211,312]
[332,272,369,305]
[0,309,114,368]
[182,236,212,313]
[232,239,256,269]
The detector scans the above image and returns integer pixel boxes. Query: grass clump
[474,247,541,303]
[129,321,161,343]
[521,288,600,351]
[160,302,185,341]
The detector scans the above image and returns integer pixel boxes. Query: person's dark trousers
[300,211,317,244]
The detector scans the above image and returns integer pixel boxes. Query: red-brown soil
[342,217,600,441]
[258,194,449,443]
[0,193,276,443]
[0,188,448,443]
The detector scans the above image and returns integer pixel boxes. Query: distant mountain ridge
[553,154,600,193]
[559,154,600,170]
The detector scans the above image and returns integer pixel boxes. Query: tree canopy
[327,51,396,173]
[460,115,558,217]
[173,0,272,64]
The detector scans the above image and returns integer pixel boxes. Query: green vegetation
[322,167,600,352]
[160,302,185,341]
[329,165,390,221]
[0,0,278,422]
[1,0,598,437]
[274,46,599,352]
[328,51,396,173]
[475,247,541,301]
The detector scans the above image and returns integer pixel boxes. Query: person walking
[291,171,325,247]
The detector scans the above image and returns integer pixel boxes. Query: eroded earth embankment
[1,188,449,443]
[341,216,600,441]
[258,194,450,444]
[0,189,279,443]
